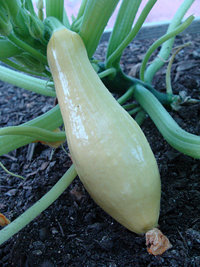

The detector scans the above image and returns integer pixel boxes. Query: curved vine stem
[0,165,77,245]
[144,0,195,83]
[139,15,194,81]
[134,84,200,159]
[0,162,25,180]
[98,68,116,79]
[117,86,134,105]
[0,126,66,143]
[0,65,56,97]
[165,42,191,95]
[0,105,63,156]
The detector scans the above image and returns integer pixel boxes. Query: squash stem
[0,165,77,246]
[44,17,65,37]
[134,84,200,158]
[98,68,116,79]
[140,15,194,81]
[0,126,66,143]
[117,86,134,105]
[0,105,63,156]
[123,103,138,110]
[45,0,64,22]
[106,0,142,68]
[134,110,146,125]
[144,0,195,83]
[63,8,70,29]
[128,107,141,116]
[101,67,173,106]
[106,0,157,69]
[0,65,56,97]
[76,0,88,20]
[79,0,119,58]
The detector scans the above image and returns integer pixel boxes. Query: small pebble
[5,188,17,196]
[51,227,58,234]
[32,241,45,251]
[39,227,48,241]
[32,249,43,256]
[98,236,114,251]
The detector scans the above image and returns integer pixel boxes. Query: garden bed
[0,32,200,267]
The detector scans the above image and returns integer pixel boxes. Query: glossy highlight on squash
[47,28,161,234]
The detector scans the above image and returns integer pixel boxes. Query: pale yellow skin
[47,28,161,234]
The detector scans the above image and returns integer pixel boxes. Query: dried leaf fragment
[0,213,10,226]
[70,186,84,201]
[146,228,172,256]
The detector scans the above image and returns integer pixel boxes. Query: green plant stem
[0,162,25,180]
[140,15,194,81]
[63,8,70,28]
[44,17,65,36]
[117,86,134,105]
[134,84,200,158]
[101,68,173,105]
[8,33,47,65]
[123,103,138,110]
[0,65,56,97]
[0,165,77,245]
[45,0,64,22]
[0,126,66,143]
[166,42,191,95]
[98,68,116,79]
[128,107,141,116]
[144,0,195,83]
[106,0,142,67]
[106,0,157,68]
[0,105,63,156]
[76,0,88,20]
[134,110,146,125]
[79,0,119,58]
[70,16,83,32]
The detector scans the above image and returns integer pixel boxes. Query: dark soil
[0,33,200,267]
